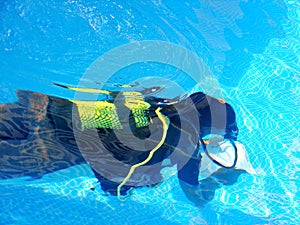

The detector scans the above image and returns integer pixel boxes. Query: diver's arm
[177,150,221,207]
[177,147,215,207]
[179,148,249,207]
[177,151,201,186]
[177,142,244,207]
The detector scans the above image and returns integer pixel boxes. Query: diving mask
[200,134,238,169]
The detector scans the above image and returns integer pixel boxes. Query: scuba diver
[0,84,255,206]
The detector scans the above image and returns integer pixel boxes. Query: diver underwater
[0,84,255,206]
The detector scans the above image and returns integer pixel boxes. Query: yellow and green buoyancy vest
[54,83,173,199]
[71,91,152,130]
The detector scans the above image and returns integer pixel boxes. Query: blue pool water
[0,0,299,224]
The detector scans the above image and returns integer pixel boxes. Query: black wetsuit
[0,90,238,196]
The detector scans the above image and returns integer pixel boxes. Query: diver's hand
[211,168,246,185]
[179,177,221,207]
[179,168,246,207]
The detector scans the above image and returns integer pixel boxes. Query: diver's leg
[0,102,29,140]
[0,90,50,140]
[0,90,85,179]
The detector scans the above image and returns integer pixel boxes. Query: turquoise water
[0,1,299,225]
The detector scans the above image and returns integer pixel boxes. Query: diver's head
[189,92,239,141]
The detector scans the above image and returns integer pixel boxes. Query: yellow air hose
[117,107,170,199]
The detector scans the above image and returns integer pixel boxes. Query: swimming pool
[0,0,299,224]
